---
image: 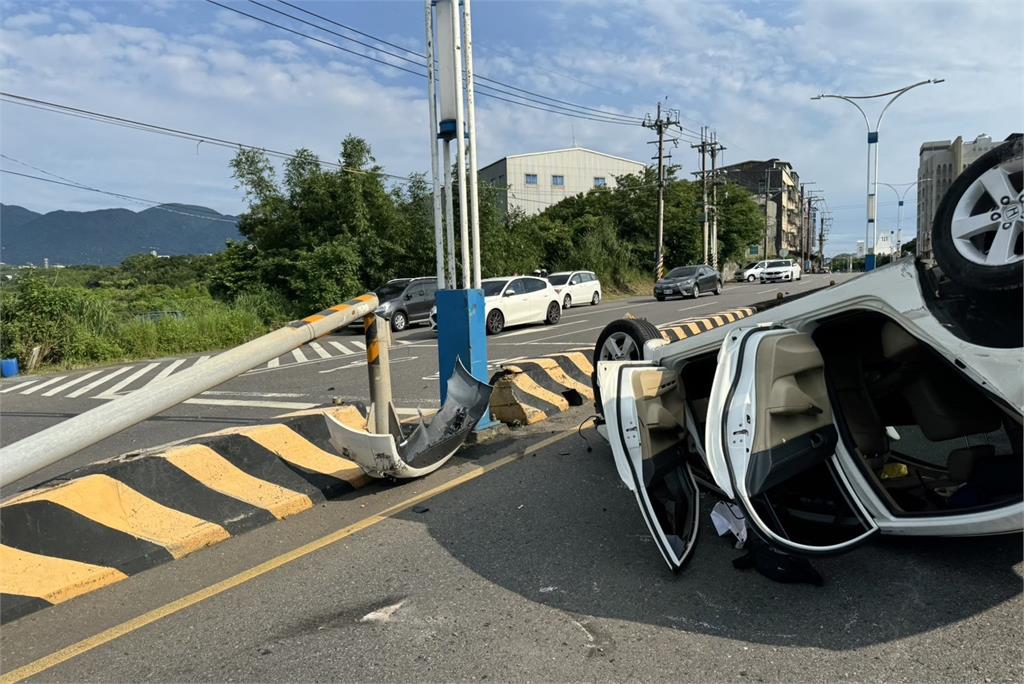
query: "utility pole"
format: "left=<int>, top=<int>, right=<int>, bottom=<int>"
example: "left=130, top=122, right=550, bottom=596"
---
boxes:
left=759, top=162, right=780, bottom=258
left=643, top=102, right=680, bottom=279
left=694, top=128, right=710, bottom=264
left=709, top=131, right=725, bottom=271
left=691, top=129, right=726, bottom=267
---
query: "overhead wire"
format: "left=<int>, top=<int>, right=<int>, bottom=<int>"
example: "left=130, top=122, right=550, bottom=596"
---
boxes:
left=0, top=92, right=422, bottom=184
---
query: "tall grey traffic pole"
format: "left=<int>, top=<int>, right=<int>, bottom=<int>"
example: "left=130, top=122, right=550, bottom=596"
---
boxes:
left=449, top=0, right=471, bottom=288
left=443, top=138, right=457, bottom=286
left=425, top=0, right=445, bottom=289
left=463, top=0, right=482, bottom=288
left=812, top=79, right=943, bottom=272
left=881, top=179, right=931, bottom=256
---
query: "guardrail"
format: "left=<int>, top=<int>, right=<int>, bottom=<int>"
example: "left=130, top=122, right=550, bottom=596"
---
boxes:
left=0, top=294, right=380, bottom=488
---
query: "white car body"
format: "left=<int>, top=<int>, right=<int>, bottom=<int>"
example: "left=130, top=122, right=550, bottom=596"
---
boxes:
left=759, top=259, right=801, bottom=283
left=547, top=270, right=603, bottom=308
left=737, top=261, right=767, bottom=282
left=483, top=276, right=561, bottom=330
left=596, top=258, right=1022, bottom=569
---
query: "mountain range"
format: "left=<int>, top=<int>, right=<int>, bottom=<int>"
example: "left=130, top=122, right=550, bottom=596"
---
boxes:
left=0, top=203, right=241, bottom=266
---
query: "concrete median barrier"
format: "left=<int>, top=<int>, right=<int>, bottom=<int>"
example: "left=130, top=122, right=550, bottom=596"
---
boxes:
left=0, top=405, right=373, bottom=624
left=488, top=307, right=756, bottom=426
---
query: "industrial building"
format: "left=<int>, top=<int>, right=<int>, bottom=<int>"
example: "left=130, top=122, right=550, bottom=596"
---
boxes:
left=478, top=147, right=646, bottom=216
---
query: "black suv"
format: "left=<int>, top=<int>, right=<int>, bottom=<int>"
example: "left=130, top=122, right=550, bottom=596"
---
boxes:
left=375, top=277, right=438, bottom=331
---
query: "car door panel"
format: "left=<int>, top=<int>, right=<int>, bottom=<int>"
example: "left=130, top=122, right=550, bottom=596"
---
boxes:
left=598, top=361, right=700, bottom=571
left=706, top=327, right=878, bottom=555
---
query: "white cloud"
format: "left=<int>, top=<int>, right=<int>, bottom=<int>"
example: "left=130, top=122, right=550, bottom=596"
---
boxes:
left=3, top=11, right=52, bottom=30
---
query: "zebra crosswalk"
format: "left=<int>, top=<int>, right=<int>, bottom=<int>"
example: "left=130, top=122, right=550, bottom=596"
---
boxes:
left=0, top=336, right=413, bottom=403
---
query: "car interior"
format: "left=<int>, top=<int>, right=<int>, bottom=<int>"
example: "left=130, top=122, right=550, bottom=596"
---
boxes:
left=622, top=310, right=1022, bottom=550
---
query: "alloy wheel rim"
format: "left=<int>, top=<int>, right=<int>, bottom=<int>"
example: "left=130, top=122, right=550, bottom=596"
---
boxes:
left=599, top=332, right=638, bottom=361
left=950, top=156, right=1024, bottom=267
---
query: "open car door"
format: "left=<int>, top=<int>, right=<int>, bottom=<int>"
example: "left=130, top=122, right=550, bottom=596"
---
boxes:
left=705, top=327, right=878, bottom=555
left=598, top=361, right=700, bottom=571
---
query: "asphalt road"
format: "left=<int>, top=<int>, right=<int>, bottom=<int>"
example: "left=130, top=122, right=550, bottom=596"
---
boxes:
left=0, top=275, right=840, bottom=493
left=2, top=409, right=1021, bottom=682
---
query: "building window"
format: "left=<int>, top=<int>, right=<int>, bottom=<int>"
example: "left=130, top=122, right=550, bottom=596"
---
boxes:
left=593, top=177, right=606, bottom=188
left=525, top=173, right=538, bottom=185
left=551, top=175, right=565, bottom=188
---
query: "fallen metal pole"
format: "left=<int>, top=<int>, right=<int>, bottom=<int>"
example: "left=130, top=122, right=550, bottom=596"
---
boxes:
left=364, top=314, right=393, bottom=435
left=0, top=294, right=379, bottom=488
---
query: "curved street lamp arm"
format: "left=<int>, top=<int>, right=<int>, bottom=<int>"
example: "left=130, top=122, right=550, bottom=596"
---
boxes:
left=876, top=80, right=941, bottom=129
left=838, top=79, right=936, bottom=100
left=812, top=94, right=870, bottom=131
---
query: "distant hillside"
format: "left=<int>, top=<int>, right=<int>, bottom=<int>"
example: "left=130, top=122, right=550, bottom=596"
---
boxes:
left=0, top=203, right=241, bottom=266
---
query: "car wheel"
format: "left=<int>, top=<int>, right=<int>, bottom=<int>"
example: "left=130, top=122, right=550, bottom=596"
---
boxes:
left=390, top=310, right=408, bottom=332
left=932, top=135, right=1023, bottom=291
left=691, top=284, right=700, bottom=299
left=545, top=301, right=561, bottom=325
left=714, top=280, right=722, bottom=295
left=655, top=294, right=666, bottom=301
left=563, top=294, right=572, bottom=309
left=486, top=309, right=504, bottom=335
left=592, top=318, right=663, bottom=417
left=591, top=291, right=601, bottom=305
left=747, top=274, right=756, bottom=282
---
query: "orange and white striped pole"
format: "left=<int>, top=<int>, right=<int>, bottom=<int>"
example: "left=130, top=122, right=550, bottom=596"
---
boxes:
left=363, top=314, right=393, bottom=435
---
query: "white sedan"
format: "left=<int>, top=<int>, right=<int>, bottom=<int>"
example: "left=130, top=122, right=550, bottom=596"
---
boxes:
left=593, top=135, right=1023, bottom=571
left=547, top=270, right=603, bottom=309
left=482, top=276, right=562, bottom=334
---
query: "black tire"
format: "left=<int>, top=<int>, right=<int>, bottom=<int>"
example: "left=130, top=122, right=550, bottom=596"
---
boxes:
left=691, top=284, right=700, bottom=299
left=932, top=135, right=1023, bottom=292
left=655, top=294, right=666, bottom=301
left=591, top=291, right=601, bottom=305
left=390, top=310, right=408, bottom=332
left=563, top=294, right=572, bottom=309
left=545, top=301, right=561, bottom=325
left=592, top=318, right=663, bottom=417
left=714, top=279, right=723, bottom=295
left=747, top=274, right=756, bottom=282
left=486, top=309, right=504, bottom=335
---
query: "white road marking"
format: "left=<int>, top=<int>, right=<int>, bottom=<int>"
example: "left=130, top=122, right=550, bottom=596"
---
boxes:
left=676, top=302, right=712, bottom=313
left=151, top=358, right=187, bottom=383
left=350, top=340, right=366, bottom=350
left=266, top=357, right=280, bottom=369
left=194, top=355, right=212, bottom=365
left=309, top=342, right=332, bottom=359
left=93, top=363, right=161, bottom=398
left=41, top=371, right=103, bottom=397
left=328, top=341, right=354, bottom=355
left=755, top=288, right=776, bottom=294
left=317, top=356, right=418, bottom=374
left=521, top=324, right=607, bottom=343
left=19, top=375, right=68, bottom=395
left=202, top=390, right=308, bottom=398
left=67, top=366, right=135, bottom=398
left=291, top=348, right=308, bottom=363
left=1, top=380, right=38, bottom=394
left=183, top=398, right=318, bottom=410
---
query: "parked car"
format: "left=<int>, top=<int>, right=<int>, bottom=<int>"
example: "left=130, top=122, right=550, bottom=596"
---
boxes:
left=759, top=258, right=801, bottom=283
left=654, top=265, right=722, bottom=300
left=547, top=270, right=603, bottom=309
left=590, top=137, right=1023, bottom=571
left=374, top=277, right=437, bottom=331
left=736, top=261, right=767, bottom=282
left=482, top=276, right=562, bottom=334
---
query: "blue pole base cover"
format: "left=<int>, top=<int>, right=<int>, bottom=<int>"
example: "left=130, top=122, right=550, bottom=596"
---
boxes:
left=436, top=289, right=493, bottom=430
left=864, top=254, right=876, bottom=272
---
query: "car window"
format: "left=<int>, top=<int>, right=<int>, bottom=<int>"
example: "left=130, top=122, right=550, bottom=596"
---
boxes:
left=483, top=280, right=509, bottom=297
left=587, top=272, right=598, bottom=282
left=504, top=279, right=526, bottom=295
left=523, top=278, right=547, bottom=293
left=376, top=280, right=410, bottom=301
left=569, top=274, right=581, bottom=285
left=667, top=266, right=698, bottom=278
left=547, top=274, right=570, bottom=286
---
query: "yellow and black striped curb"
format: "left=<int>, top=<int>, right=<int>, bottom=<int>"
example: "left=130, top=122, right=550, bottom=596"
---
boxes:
left=0, top=405, right=374, bottom=624
left=488, top=307, right=756, bottom=425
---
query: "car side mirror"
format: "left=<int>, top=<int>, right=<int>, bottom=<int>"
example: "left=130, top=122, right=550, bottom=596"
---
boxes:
left=504, top=290, right=516, bottom=297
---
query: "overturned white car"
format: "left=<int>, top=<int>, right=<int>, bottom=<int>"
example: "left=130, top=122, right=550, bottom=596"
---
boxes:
left=594, top=135, right=1023, bottom=570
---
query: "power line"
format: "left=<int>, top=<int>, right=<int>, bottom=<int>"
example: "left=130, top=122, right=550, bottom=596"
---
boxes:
left=0, top=92, right=420, bottom=184
left=272, top=0, right=645, bottom=123
left=207, top=1, right=640, bottom=127
left=1, top=168, right=240, bottom=223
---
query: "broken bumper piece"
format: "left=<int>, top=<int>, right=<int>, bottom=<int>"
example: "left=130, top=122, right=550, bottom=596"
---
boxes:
left=325, top=359, right=493, bottom=479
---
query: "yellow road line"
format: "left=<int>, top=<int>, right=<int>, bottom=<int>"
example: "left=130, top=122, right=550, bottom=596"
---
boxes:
left=164, top=445, right=314, bottom=520
left=0, top=426, right=583, bottom=684
left=0, top=546, right=128, bottom=606
left=4, top=474, right=229, bottom=559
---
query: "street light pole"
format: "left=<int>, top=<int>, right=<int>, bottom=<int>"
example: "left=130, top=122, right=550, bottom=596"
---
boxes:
left=879, top=179, right=932, bottom=255
left=812, top=79, right=943, bottom=271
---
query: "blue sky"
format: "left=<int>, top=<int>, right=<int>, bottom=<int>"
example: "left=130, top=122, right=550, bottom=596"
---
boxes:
left=1, top=0, right=1021, bottom=255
